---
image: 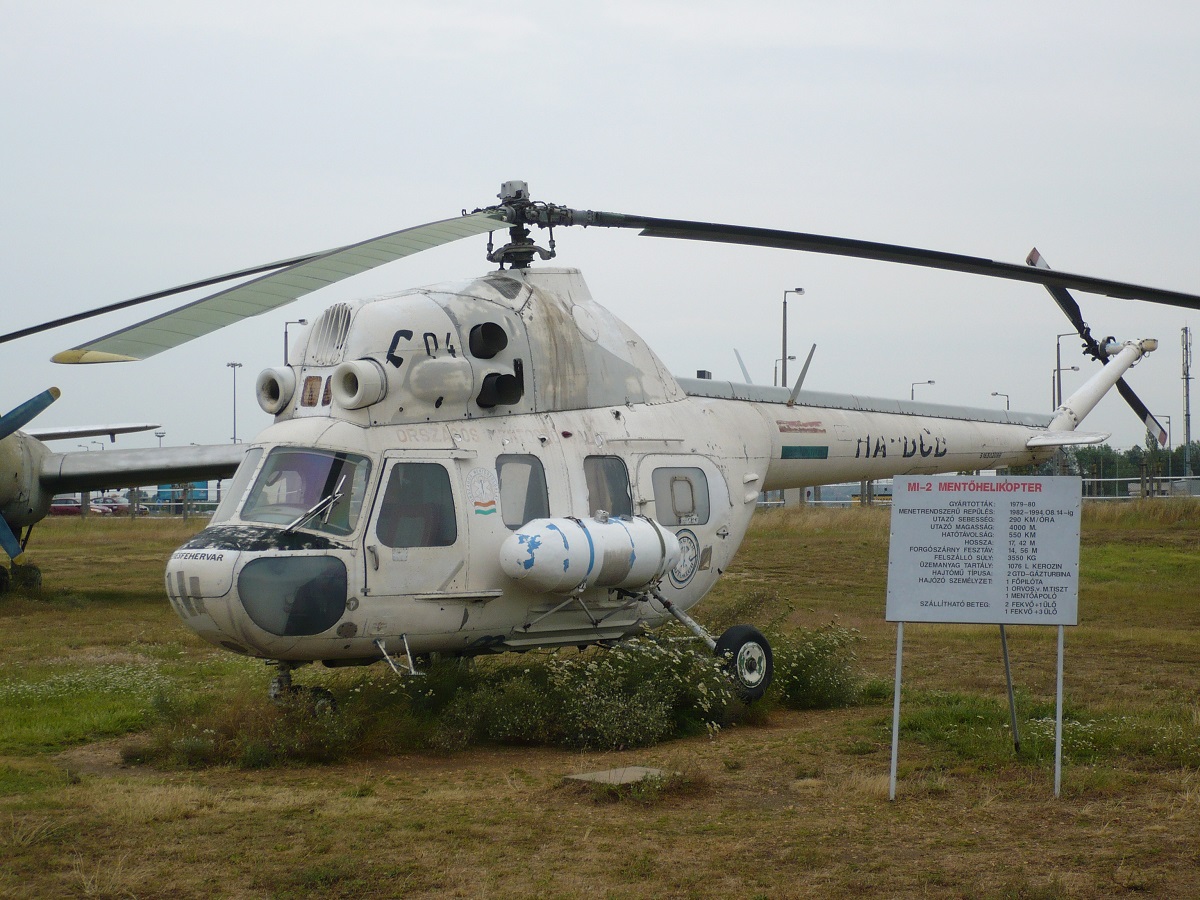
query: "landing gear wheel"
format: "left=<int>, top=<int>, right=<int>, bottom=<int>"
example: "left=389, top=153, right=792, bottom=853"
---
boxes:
left=307, top=686, right=337, bottom=715
left=715, top=625, right=773, bottom=701
left=268, top=665, right=337, bottom=714
left=11, top=564, right=41, bottom=592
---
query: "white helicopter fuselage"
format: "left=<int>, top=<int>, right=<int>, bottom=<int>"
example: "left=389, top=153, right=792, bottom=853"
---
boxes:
left=162, top=268, right=1099, bottom=665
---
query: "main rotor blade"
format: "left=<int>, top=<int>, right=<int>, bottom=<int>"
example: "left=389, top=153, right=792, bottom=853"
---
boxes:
left=53, top=210, right=509, bottom=364
left=0, top=253, right=322, bottom=346
left=582, top=212, right=1200, bottom=310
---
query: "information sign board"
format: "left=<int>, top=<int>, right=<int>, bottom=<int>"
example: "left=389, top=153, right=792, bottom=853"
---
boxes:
left=886, top=476, right=1080, bottom=625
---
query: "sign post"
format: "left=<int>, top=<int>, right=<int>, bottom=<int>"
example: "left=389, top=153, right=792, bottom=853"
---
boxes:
left=885, top=476, right=1081, bottom=798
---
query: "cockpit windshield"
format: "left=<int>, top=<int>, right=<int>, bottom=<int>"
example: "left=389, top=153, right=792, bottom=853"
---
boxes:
left=239, top=448, right=372, bottom=536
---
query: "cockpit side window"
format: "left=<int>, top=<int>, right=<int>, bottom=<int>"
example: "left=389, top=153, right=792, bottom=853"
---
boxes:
left=211, top=447, right=264, bottom=525
left=375, top=463, right=458, bottom=548
left=584, top=455, right=632, bottom=517
left=240, top=448, right=371, bottom=536
left=496, top=454, right=549, bottom=529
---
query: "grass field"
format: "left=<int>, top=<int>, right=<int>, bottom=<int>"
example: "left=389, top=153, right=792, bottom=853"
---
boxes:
left=1, top=504, right=1198, bottom=898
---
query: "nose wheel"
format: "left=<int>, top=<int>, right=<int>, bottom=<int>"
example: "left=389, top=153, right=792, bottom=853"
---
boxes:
left=268, top=661, right=337, bottom=713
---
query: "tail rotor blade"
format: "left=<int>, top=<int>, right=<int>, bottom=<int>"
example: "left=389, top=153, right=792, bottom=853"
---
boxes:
left=1029, top=249, right=1167, bottom=445
left=1116, top=378, right=1168, bottom=447
left=1028, top=248, right=1106, bottom=360
left=0, top=387, right=60, bottom=441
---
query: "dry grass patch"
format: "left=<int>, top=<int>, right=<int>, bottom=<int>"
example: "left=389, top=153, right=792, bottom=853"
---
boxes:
left=1, top=502, right=1199, bottom=898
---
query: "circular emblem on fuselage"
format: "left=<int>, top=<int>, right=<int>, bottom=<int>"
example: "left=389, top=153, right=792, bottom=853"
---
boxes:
left=669, top=528, right=700, bottom=589
left=466, top=467, right=500, bottom=518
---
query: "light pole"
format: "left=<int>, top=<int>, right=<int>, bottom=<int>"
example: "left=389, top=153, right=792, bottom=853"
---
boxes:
left=284, top=319, right=308, bottom=366
left=90, top=440, right=104, bottom=451
left=991, top=391, right=1010, bottom=411
left=774, top=355, right=796, bottom=387
left=1052, top=365, right=1080, bottom=409
left=1055, top=333, right=1078, bottom=407
left=911, top=380, right=934, bottom=401
left=227, top=362, right=242, bottom=443
left=154, top=430, right=166, bottom=448
left=781, top=288, right=804, bottom=386
left=1160, top=414, right=1172, bottom=481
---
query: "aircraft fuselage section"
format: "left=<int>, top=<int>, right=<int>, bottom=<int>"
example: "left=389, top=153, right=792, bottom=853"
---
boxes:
left=166, top=396, right=771, bottom=662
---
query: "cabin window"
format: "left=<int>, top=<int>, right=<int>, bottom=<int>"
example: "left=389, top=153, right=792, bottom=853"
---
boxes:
left=650, top=467, right=710, bottom=526
left=496, top=454, right=549, bottom=529
left=375, top=463, right=458, bottom=548
left=240, top=447, right=371, bottom=535
left=584, top=456, right=632, bottom=517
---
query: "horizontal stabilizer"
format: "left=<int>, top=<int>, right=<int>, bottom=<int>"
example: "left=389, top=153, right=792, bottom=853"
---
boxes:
left=1026, top=431, right=1108, bottom=449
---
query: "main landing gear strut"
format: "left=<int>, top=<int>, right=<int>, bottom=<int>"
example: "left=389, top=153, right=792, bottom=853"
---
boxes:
left=268, top=661, right=337, bottom=713
left=652, top=591, right=774, bottom=701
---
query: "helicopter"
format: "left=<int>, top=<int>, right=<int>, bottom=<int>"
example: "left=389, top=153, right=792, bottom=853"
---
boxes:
left=11, top=180, right=1200, bottom=701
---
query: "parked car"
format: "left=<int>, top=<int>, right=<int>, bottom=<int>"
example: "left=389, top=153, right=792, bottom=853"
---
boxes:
left=94, top=495, right=150, bottom=516
left=49, top=497, right=82, bottom=516
left=48, top=497, right=112, bottom=516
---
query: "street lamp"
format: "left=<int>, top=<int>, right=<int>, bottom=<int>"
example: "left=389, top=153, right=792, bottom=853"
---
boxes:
left=911, top=380, right=934, bottom=401
left=1052, top=365, right=1080, bottom=409
left=774, top=355, right=796, bottom=387
left=1055, top=333, right=1078, bottom=407
left=154, top=430, right=166, bottom=448
left=781, top=288, right=804, bottom=386
left=1160, top=414, right=1173, bottom=481
left=90, top=440, right=104, bottom=451
left=991, top=391, right=1010, bottom=411
left=284, top=319, right=308, bottom=366
left=227, top=362, right=243, bottom=443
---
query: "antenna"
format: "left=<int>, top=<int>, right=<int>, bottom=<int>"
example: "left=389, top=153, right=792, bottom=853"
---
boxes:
left=733, top=349, right=753, bottom=384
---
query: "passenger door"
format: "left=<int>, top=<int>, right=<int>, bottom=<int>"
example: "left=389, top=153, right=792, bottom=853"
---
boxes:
left=362, top=455, right=468, bottom=598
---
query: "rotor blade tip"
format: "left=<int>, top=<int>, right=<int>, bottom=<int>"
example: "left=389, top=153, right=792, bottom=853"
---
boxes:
left=51, top=349, right=139, bottom=364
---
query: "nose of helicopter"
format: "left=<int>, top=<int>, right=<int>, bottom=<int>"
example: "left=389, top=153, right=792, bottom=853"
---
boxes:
left=165, top=535, right=349, bottom=656
left=165, top=545, right=245, bottom=651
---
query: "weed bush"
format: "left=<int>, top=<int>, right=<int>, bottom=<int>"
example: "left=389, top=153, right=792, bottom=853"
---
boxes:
left=126, top=620, right=867, bottom=767
left=769, top=623, right=862, bottom=709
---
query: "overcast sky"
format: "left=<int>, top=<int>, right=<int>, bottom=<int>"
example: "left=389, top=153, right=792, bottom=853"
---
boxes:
left=3, top=2, right=1198, bottom=457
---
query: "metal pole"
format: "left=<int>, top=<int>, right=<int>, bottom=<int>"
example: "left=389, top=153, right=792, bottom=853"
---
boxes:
left=1056, top=339, right=1063, bottom=408
left=1054, top=624, right=1065, bottom=798
left=781, top=288, right=803, bottom=386
left=1000, top=625, right=1021, bottom=754
left=781, top=292, right=788, bottom=388
left=227, top=362, right=242, bottom=443
left=889, top=621, right=904, bottom=801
